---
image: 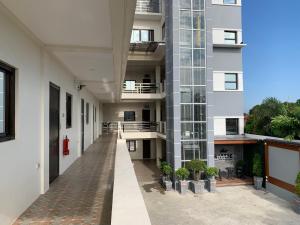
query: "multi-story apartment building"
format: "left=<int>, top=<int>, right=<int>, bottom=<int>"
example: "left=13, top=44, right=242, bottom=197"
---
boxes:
left=103, top=0, right=246, bottom=172
left=0, top=0, right=248, bottom=224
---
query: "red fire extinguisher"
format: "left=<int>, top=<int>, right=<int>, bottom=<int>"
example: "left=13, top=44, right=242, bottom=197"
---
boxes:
left=63, top=136, right=70, bottom=156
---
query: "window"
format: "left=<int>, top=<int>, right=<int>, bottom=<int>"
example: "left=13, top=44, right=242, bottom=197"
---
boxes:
left=130, top=29, right=154, bottom=43
left=124, top=111, right=135, bottom=121
left=224, top=31, right=237, bottom=44
left=86, top=103, right=89, bottom=124
left=225, top=73, right=238, bottom=90
left=66, top=93, right=72, bottom=128
left=224, top=0, right=237, bottom=4
left=0, top=62, right=15, bottom=142
left=127, top=140, right=136, bottom=152
left=124, top=80, right=136, bottom=91
left=226, top=118, right=239, bottom=135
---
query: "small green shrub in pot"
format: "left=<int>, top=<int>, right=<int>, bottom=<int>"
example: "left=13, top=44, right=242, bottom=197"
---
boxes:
left=186, top=160, right=207, bottom=181
left=205, top=167, right=218, bottom=179
left=162, top=164, right=172, bottom=180
left=175, top=168, right=190, bottom=181
left=252, top=153, right=263, bottom=190
left=293, top=172, right=300, bottom=214
left=175, top=168, right=190, bottom=194
left=186, top=160, right=207, bottom=194
left=205, top=167, right=218, bottom=192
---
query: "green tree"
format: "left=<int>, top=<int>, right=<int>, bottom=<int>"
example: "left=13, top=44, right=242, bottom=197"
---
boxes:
left=271, top=115, right=300, bottom=141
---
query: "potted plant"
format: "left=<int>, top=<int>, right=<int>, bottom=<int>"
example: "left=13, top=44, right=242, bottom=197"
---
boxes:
left=160, top=161, right=168, bottom=184
left=175, top=167, right=190, bottom=194
left=293, top=172, right=300, bottom=214
left=236, top=160, right=245, bottom=178
left=162, top=163, right=173, bottom=191
left=186, top=160, right=207, bottom=194
left=252, top=153, right=263, bottom=190
left=205, top=167, right=218, bottom=192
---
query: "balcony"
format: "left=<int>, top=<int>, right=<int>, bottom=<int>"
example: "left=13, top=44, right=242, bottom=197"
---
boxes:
left=103, top=121, right=166, bottom=140
left=135, top=0, right=161, bottom=14
left=121, top=82, right=166, bottom=100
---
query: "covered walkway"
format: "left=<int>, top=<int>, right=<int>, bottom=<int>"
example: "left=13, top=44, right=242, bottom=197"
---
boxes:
left=14, top=134, right=117, bottom=225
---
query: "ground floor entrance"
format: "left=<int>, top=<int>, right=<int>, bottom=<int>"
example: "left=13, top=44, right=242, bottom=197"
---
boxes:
left=14, top=134, right=117, bottom=225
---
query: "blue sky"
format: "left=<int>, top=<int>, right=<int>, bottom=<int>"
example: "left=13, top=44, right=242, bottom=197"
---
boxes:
left=242, top=0, right=300, bottom=112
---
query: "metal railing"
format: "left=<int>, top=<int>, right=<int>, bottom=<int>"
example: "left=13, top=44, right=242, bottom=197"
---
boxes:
left=103, top=121, right=158, bottom=133
left=123, top=83, right=162, bottom=94
left=136, top=0, right=161, bottom=14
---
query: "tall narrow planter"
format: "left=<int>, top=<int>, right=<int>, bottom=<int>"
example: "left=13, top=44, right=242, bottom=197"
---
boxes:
left=164, top=180, right=172, bottom=191
left=191, top=180, right=205, bottom=194
left=178, top=180, right=189, bottom=194
left=253, top=176, right=263, bottom=190
left=208, top=178, right=216, bottom=192
left=293, top=196, right=300, bottom=214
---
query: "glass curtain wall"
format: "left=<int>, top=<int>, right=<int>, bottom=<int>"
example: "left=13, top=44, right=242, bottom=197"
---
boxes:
left=179, top=0, right=207, bottom=166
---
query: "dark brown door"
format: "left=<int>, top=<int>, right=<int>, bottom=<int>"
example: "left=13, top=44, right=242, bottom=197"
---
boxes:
left=143, top=140, right=151, bottom=159
left=142, top=109, right=150, bottom=130
left=49, top=83, right=60, bottom=184
left=81, top=99, right=85, bottom=154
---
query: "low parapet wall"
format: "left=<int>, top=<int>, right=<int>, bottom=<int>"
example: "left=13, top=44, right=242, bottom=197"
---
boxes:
left=111, top=139, right=152, bottom=225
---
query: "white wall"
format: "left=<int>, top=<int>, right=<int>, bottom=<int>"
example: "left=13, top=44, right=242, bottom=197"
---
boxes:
left=213, top=71, right=243, bottom=91
left=0, top=7, right=102, bottom=225
left=133, top=19, right=163, bottom=42
left=212, top=0, right=242, bottom=6
left=213, top=28, right=243, bottom=45
left=103, top=103, right=156, bottom=122
left=214, top=116, right=244, bottom=136
left=129, top=139, right=156, bottom=160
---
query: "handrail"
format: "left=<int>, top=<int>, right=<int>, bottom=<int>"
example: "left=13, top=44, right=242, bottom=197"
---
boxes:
left=136, top=0, right=161, bottom=13
left=122, top=82, right=160, bottom=94
left=103, top=121, right=158, bottom=133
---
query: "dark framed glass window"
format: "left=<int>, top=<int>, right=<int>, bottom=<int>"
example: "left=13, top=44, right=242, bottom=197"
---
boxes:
left=224, top=0, right=237, bottom=4
left=226, top=118, right=239, bottom=135
left=66, top=93, right=72, bottom=129
left=225, top=73, right=238, bottom=90
left=131, top=29, right=154, bottom=42
left=0, top=62, right=15, bottom=142
left=124, top=111, right=135, bottom=121
left=126, top=140, right=136, bottom=152
left=86, top=103, right=89, bottom=124
left=224, top=31, right=237, bottom=44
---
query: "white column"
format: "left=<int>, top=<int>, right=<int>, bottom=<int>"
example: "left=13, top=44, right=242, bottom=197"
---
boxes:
left=155, top=65, right=161, bottom=93
left=156, top=100, right=161, bottom=123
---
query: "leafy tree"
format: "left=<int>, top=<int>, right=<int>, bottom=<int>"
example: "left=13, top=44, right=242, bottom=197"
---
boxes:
left=271, top=115, right=300, bottom=141
left=246, top=98, right=285, bottom=136
left=186, top=160, right=207, bottom=181
left=252, top=153, right=263, bottom=177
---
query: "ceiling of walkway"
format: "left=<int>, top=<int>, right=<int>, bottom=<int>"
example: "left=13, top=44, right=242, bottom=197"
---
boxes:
left=0, top=0, right=136, bottom=102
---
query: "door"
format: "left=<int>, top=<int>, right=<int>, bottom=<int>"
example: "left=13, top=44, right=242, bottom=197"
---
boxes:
left=143, top=78, right=151, bottom=93
left=49, top=83, right=60, bottom=184
left=142, top=109, right=150, bottom=130
left=143, top=140, right=151, bottom=159
left=81, top=99, right=85, bottom=154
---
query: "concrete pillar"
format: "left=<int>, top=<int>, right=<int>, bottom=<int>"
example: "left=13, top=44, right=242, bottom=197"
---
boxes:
left=156, top=138, right=162, bottom=167
left=155, top=65, right=161, bottom=93
left=156, top=101, right=161, bottom=122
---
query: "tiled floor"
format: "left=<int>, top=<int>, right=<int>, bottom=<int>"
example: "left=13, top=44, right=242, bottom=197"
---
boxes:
left=14, top=134, right=117, bottom=225
left=134, top=160, right=300, bottom=225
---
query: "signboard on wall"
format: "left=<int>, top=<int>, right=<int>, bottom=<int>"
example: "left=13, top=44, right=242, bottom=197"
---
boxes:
left=215, top=148, right=234, bottom=161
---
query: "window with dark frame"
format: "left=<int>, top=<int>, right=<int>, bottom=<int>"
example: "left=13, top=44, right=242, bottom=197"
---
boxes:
left=66, top=93, right=72, bottom=129
left=130, top=29, right=154, bottom=43
left=86, top=103, right=89, bottom=124
left=226, top=118, right=239, bottom=135
left=126, top=140, right=136, bottom=152
left=225, top=73, right=238, bottom=90
left=0, top=62, right=15, bottom=142
left=224, top=31, right=237, bottom=44
left=124, top=111, right=135, bottom=121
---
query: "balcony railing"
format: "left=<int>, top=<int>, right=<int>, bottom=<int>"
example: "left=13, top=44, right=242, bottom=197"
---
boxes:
left=103, top=121, right=158, bottom=133
left=123, top=82, right=162, bottom=94
left=136, top=0, right=161, bottom=14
